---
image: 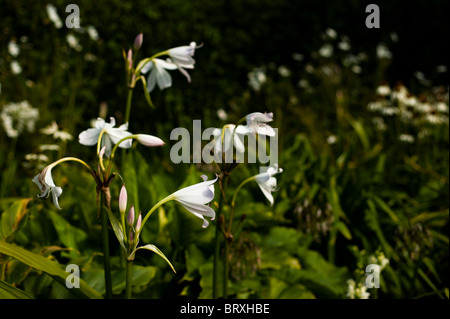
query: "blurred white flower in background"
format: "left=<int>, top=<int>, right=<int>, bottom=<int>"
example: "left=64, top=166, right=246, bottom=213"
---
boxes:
left=376, top=43, right=392, bottom=59
left=86, top=26, right=99, bottom=41
left=325, top=28, right=337, bottom=39
left=248, top=67, right=267, bottom=91
left=399, top=134, right=415, bottom=143
left=1, top=101, right=39, bottom=138
left=66, top=34, right=82, bottom=52
left=217, top=108, right=228, bottom=121
left=40, top=121, right=73, bottom=141
left=318, top=44, right=333, bottom=58
left=8, top=40, right=20, bottom=57
left=10, top=61, right=22, bottom=75
left=277, top=66, right=291, bottom=77
left=46, top=4, right=63, bottom=29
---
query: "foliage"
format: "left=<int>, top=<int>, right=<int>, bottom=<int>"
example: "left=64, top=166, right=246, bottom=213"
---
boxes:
left=0, top=0, right=448, bottom=299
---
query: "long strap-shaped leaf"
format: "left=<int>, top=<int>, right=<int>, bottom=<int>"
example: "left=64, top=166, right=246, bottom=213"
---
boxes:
left=0, top=279, right=34, bottom=299
left=0, top=241, right=103, bottom=299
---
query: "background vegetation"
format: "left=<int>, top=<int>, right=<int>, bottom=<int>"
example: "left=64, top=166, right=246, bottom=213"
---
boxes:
left=0, top=0, right=448, bottom=299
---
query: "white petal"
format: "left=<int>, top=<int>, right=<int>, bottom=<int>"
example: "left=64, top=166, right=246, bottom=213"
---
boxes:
left=177, top=200, right=216, bottom=219
left=106, top=129, right=132, bottom=150
left=155, top=64, right=173, bottom=90
left=255, top=124, right=276, bottom=136
left=140, top=61, right=153, bottom=74
left=154, top=58, right=178, bottom=70
left=79, top=128, right=101, bottom=146
left=94, top=117, right=106, bottom=129
left=257, top=179, right=275, bottom=206
left=51, top=186, right=63, bottom=210
left=147, top=69, right=156, bottom=93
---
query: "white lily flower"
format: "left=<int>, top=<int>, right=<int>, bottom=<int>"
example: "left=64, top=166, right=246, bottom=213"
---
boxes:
left=212, top=125, right=246, bottom=163
left=170, top=175, right=218, bottom=228
left=32, top=164, right=63, bottom=210
left=167, top=42, right=200, bottom=82
left=78, top=117, right=132, bottom=157
left=241, top=112, right=276, bottom=136
left=254, top=164, right=283, bottom=206
left=141, top=58, right=178, bottom=93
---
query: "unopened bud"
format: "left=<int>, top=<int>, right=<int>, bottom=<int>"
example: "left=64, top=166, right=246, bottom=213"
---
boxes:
left=133, top=33, right=143, bottom=50
left=136, top=212, right=142, bottom=232
left=127, top=48, right=132, bottom=70
left=119, top=184, right=127, bottom=214
left=136, top=134, right=165, bottom=147
left=127, top=205, right=135, bottom=226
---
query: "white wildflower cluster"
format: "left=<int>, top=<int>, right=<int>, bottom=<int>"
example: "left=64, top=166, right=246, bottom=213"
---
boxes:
left=368, top=83, right=449, bottom=139
left=1, top=101, right=39, bottom=138
left=368, top=250, right=390, bottom=271
left=346, top=279, right=370, bottom=299
left=346, top=247, right=390, bottom=299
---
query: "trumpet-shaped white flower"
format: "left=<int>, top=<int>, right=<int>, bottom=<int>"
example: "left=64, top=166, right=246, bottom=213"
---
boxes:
left=240, top=112, right=276, bottom=136
left=167, top=42, right=200, bottom=82
left=141, top=42, right=200, bottom=92
left=254, top=164, right=283, bottom=206
left=32, top=164, right=63, bottom=210
left=141, top=59, right=178, bottom=93
left=212, top=125, right=246, bottom=163
left=169, top=175, right=218, bottom=228
left=78, top=117, right=132, bottom=157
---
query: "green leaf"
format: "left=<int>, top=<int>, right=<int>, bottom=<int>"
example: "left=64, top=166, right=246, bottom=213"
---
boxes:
left=1, top=198, right=31, bottom=240
left=336, top=221, right=352, bottom=240
left=104, top=206, right=126, bottom=251
left=134, top=244, right=176, bottom=273
left=0, top=241, right=102, bottom=299
left=0, top=279, right=34, bottom=299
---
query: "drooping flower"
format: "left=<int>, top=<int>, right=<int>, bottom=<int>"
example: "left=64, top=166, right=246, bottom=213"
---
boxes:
left=141, top=59, right=178, bottom=93
left=32, top=164, right=63, bottom=210
left=169, top=175, right=217, bottom=228
left=78, top=117, right=132, bottom=157
left=254, top=164, right=283, bottom=206
left=241, top=112, right=276, bottom=137
left=167, top=42, right=200, bottom=82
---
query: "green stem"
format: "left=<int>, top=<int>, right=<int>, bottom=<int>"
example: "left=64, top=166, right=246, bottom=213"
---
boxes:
left=213, top=174, right=227, bottom=299
left=124, top=88, right=133, bottom=125
left=100, top=191, right=113, bottom=299
left=125, top=260, right=133, bottom=299
left=223, top=236, right=230, bottom=299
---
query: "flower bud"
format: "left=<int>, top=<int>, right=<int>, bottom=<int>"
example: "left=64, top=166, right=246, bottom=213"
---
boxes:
left=127, top=48, right=133, bottom=70
left=136, top=134, right=165, bottom=147
left=136, top=212, right=142, bottom=232
left=127, top=205, right=135, bottom=226
left=133, top=33, right=143, bottom=50
left=119, top=184, right=127, bottom=214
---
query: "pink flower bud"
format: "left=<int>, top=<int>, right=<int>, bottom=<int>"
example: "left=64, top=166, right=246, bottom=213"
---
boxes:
left=136, top=212, right=142, bottom=232
left=136, top=134, right=165, bottom=147
left=129, top=230, right=134, bottom=242
left=133, top=33, right=143, bottom=50
left=119, top=184, right=127, bottom=214
left=127, top=48, right=133, bottom=70
left=127, top=205, right=135, bottom=226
